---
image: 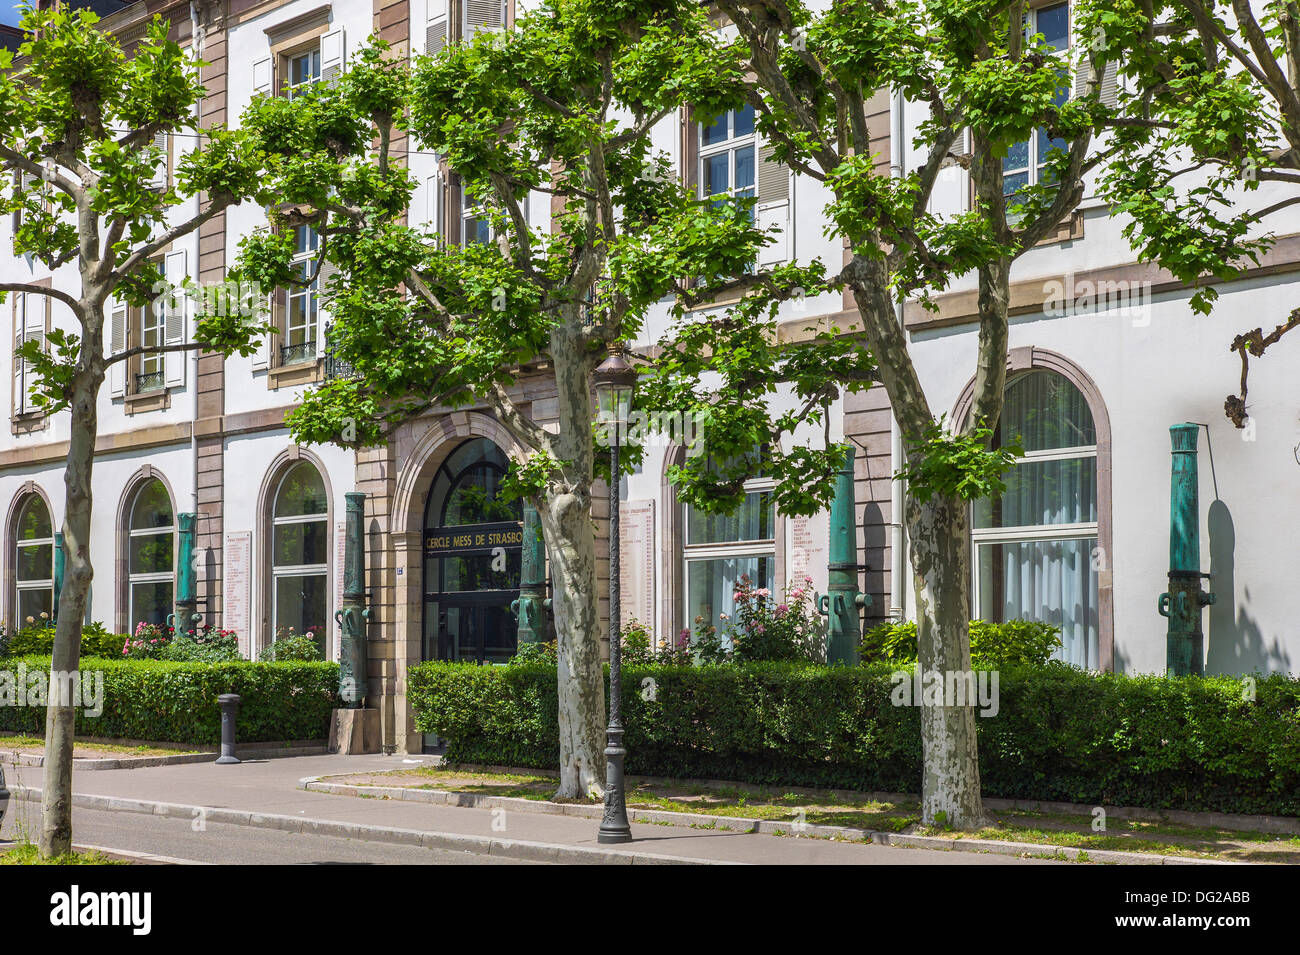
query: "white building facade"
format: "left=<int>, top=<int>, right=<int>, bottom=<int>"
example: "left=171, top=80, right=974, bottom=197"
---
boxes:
left=2, top=0, right=1296, bottom=754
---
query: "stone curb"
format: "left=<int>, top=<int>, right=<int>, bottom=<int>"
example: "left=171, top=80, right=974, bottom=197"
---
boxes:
left=11, top=786, right=729, bottom=866
left=299, top=778, right=1238, bottom=866
left=2, top=744, right=329, bottom=770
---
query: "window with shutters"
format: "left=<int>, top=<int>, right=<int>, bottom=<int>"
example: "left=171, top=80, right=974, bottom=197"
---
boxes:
left=287, top=48, right=321, bottom=99
left=135, top=303, right=166, bottom=394
left=461, top=186, right=492, bottom=246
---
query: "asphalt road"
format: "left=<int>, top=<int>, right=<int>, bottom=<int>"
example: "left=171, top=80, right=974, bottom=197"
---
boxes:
left=0, top=803, right=540, bottom=865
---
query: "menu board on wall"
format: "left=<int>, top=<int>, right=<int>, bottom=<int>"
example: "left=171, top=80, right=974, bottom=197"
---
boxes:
left=223, top=531, right=251, bottom=658
left=619, top=500, right=655, bottom=633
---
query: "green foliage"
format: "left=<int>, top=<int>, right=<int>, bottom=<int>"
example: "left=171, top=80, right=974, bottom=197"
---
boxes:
left=1, top=622, right=123, bottom=660
left=894, top=419, right=1022, bottom=504
left=508, top=640, right=559, bottom=666
left=620, top=619, right=654, bottom=666
left=727, top=576, right=825, bottom=665
left=158, top=634, right=242, bottom=663
left=860, top=619, right=1063, bottom=668
left=258, top=636, right=323, bottom=662
left=0, top=656, right=339, bottom=743
left=409, top=660, right=1300, bottom=815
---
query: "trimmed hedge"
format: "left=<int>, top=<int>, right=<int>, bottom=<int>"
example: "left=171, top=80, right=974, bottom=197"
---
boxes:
left=1, top=623, right=124, bottom=660
left=409, top=660, right=1300, bottom=816
left=0, top=656, right=339, bottom=744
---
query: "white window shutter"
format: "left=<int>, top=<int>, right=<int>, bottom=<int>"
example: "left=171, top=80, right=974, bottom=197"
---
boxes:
left=13, top=292, right=26, bottom=414
left=252, top=293, right=271, bottom=370
left=163, top=249, right=188, bottom=387
left=23, top=291, right=45, bottom=413
left=321, top=29, right=346, bottom=84
left=757, top=140, right=790, bottom=265
left=426, top=170, right=445, bottom=238
left=1074, top=53, right=1118, bottom=108
left=464, top=0, right=504, bottom=39
left=149, top=131, right=168, bottom=190
left=108, top=298, right=127, bottom=398
left=252, top=56, right=272, bottom=97
left=427, top=0, right=448, bottom=53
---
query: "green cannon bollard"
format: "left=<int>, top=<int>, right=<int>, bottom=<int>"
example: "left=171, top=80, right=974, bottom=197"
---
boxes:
left=168, top=513, right=201, bottom=635
left=817, top=445, right=871, bottom=664
left=52, top=531, right=64, bottom=624
left=511, top=503, right=546, bottom=644
left=1158, top=424, right=1216, bottom=676
left=336, top=492, right=369, bottom=707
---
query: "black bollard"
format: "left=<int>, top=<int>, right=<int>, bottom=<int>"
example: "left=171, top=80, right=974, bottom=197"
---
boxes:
left=216, top=693, right=241, bottom=764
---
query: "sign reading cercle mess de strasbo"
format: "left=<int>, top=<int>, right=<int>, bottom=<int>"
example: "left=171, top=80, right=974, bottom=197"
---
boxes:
left=424, top=521, right=523, bottom=557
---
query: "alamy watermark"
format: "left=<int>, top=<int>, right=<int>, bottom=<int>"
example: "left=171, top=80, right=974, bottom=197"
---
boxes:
left=889, top=667, right=1000, bottom=717
left=0, top=663, right=104, bottom=717
left=596, top=409, right=708, bottom=456
left=1043, top=272, right=1153, bottom=327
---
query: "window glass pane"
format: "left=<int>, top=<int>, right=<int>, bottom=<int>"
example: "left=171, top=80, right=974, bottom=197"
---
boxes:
left=274, top=572, right=328, bottom=655
left=272, top=519, right=329, bottom=568
left=735, top=144, right=756, bottom=192
left=130, top=480, right=173, bottom=531
left=703, top=152, right=729, bottom=197
left=15, top=496, right=51, bottom=541
left=1036, top=3, right=1070, bottom=50
left=443, top=470, right=519, bottom=525
left=701, top=113, right=728, bottom=147
left=129, top=531, right=174, bottom=575
left=686, top=555, right=775, bottom=637
left=973, top=456, right=1097, bottom=528
left=428, top=552, right=522, bottom=593
left=18, top=587, right=53, bottom=625
left=687, top=490, right=774, bottom=545
left=999, top=370, right=1096, bottom=451
left=131, top=580, right=174, bottom=629
left=16, top=542, right=52, bottom=581
left=275, top=462, right=329, bottom=518
left=978, top=536, right=1098, bottom=668
left=732, top=104, right=755, bottom=138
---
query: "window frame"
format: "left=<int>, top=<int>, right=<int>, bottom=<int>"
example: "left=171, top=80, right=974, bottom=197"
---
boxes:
left=126, top=479, right=176, bottom=631
left=1003, top=0, right=1072, bottom=199
left=680, top=473, right=777, bottom=634
left=697, top=106, right=758, bottom=208
left=968, top=367, right=1101, bottom=666
left=281, top=224, right=320, bottom=367
left=269, top=461, right=330, bottom=654
left=13, top=493, right=54, bottom=627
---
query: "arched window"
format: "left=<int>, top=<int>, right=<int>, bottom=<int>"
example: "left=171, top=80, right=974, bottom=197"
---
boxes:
left=972, top=369, right=1100, bottom=667
left=128, top=479, right=175, bottom=628
left=271, top=461, right=329, bottom=656
left=14, top=494, right=54, bottom=626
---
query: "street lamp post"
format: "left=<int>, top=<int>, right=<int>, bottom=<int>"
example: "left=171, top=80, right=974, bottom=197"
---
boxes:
left=593, top=343, right=636, bottom=845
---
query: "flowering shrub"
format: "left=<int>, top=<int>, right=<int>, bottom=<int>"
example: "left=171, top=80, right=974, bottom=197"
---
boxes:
left=123, top=622, right=242, bottom=661
left=726, top=576, right=826, bottom=664
left=259, top=633, right=324, bottom=662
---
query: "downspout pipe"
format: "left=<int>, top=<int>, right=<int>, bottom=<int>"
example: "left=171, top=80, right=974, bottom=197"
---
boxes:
left=1158, top=424, right=1215, bottom=676
left=888, top=86, right=907, bottom=621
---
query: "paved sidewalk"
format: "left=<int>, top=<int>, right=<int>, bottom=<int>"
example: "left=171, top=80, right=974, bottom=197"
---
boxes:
left=6, top=754, right=1055, bottom=865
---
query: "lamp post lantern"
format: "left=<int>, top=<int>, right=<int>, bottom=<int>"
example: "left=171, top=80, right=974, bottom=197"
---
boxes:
left=593, top=344, right=636, bottom=844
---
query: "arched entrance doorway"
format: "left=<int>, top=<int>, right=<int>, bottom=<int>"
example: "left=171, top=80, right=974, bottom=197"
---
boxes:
left=421, top=438, right=523, bottom=665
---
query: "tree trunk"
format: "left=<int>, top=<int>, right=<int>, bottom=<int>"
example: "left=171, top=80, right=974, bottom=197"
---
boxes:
left=536, top=486, right=606, bottom=799
left=39, top=358, right=102, bottom=858
left=906, top=491, right=985, bottom=830
left=533, top=314, right=606, bottom=800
